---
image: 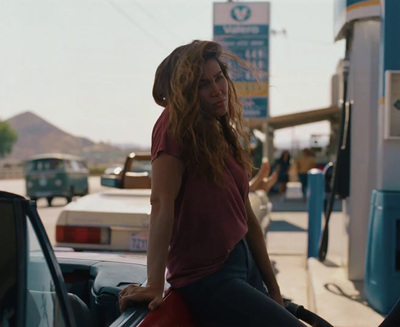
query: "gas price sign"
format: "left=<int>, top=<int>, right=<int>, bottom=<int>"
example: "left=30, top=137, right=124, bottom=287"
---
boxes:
left=213, top=2, right=270, bottom=119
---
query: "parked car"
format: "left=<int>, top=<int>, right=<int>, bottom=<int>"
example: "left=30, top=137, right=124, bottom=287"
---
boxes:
left=55, top=152, right=272, bottom=253
left=55, top=152, right=152, bottom=252
left=25, top=153, right=89, bottom=206
left=55, top=188, right=151, bottom=252
left=100, top=152, right=151, bottom=189
left=3, top=190, right=377, bottom=327
left=103, top=164, right=123, bottom=176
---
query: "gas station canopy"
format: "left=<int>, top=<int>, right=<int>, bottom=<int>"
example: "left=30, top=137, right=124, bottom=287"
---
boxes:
left=248, top=105, right=340, bottom=130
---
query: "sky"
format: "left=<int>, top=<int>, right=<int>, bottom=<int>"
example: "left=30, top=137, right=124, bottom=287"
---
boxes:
left=0, top=0, right=345, bottom=150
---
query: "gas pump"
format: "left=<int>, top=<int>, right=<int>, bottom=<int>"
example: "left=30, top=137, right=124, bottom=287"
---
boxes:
left=318, top=33, right=351, bottom=262
left=363, top=0, right=400, bottom=314
left=331, top=0, right=400, bottom=315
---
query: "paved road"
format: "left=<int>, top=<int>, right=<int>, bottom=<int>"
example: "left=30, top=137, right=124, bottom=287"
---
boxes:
left=0, top=176, right=107, bottom=245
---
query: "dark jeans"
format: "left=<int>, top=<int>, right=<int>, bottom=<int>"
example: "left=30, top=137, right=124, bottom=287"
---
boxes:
left=177, top=239, right=305, bottom=327
left=298, top=173, right=308, bottom=198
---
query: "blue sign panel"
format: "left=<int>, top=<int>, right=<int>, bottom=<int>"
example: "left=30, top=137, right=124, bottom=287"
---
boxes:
left=213, top=2, right=270, bottom=119
left=241, top=97, right=268, bottom=118
left=379, top=0, right=400, bottom=139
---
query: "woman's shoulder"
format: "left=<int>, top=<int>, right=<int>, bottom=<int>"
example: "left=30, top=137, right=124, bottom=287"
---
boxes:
left=152, top=108, right=181, bottom=160
left=152, top=108, right=170, bottom=138
left=155, top=107, right=169, bottom=125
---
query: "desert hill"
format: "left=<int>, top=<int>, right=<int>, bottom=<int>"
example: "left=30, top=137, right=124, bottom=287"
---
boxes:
left=4, top=111, right=142, bottom=167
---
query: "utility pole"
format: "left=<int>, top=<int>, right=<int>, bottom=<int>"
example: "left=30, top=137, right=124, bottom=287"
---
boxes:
left=262, top=28, right=287, bottom=160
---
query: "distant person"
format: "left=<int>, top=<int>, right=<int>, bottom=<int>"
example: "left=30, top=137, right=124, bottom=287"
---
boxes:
left=296, top=148, right=316, bottom=200
left=119, top=40, right=305, bottom=326
left=275, top=150, right=291, bottom=199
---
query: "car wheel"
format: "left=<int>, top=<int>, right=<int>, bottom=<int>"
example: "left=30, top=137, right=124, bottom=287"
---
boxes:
left=66, top=187, right=74, bottom=203
left=46, top=197, right=53, bottom=206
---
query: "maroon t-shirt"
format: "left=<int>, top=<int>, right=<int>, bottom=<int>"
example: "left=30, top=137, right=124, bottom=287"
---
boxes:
left=151, top=108, right=249, bottom=289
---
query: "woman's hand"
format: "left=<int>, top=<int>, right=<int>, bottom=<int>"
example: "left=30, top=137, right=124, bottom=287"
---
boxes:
left=119, top=284, right=164, bottom=312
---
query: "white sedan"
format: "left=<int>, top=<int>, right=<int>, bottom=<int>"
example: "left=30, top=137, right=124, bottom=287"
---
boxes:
left=55, top=188, right=151, bottom=252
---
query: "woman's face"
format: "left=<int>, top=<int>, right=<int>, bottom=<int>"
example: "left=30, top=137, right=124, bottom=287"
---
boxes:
left=198, top=59, right=228, bottom=117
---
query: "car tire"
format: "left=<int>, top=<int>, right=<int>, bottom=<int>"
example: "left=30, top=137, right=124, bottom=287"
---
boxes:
left=66, top=187, right=74, bottom=203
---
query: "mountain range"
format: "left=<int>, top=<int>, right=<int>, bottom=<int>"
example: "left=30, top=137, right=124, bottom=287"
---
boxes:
left=3, top=111, right=147, bottom=167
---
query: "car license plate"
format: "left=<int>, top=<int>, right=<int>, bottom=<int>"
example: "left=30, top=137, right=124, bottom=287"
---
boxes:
left=129, top=234, right=148, bottom=252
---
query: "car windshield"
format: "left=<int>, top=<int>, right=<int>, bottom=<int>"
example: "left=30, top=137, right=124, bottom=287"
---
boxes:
left=26, top=216, right=68, bottom=327
left=129, top=160, right=151, bottom=173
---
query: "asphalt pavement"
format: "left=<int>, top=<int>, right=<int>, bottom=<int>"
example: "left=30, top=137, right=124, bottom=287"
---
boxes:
left=267, top=194, right=385, bottom=327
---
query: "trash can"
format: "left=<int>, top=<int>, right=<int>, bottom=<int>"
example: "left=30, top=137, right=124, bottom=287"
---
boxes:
left=365, top=190, right=400, bottom=315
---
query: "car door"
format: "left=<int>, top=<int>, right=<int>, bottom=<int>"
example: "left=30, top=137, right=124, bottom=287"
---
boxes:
left=0, top=191, right=154, bottom=327
left=0, top=191, right=75, bottom=327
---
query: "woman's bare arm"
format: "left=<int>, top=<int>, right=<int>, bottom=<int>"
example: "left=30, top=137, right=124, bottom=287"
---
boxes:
left=119, top=152, right=183, bottom=312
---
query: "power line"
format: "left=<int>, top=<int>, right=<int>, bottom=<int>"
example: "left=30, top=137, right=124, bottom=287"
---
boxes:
left=104, top=0, right=169, bottom=50
left=270, top=28, right=338, bottom=46
left=128, top=0, right=186, bottom=44
left=130, top=0, right=157, bottom=21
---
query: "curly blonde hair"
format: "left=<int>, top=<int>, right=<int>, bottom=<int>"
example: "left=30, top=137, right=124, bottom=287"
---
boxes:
left=152, top=40, right=253, bottom=185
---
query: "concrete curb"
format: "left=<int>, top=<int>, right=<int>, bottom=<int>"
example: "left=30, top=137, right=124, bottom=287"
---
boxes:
left=307, top=258, right=317, bottom=315
left=307, top=257, right=384, bottom=327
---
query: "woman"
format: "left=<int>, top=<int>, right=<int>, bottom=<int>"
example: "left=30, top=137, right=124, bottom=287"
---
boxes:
left=276, top=150, right=291, bottom=199
left=119, top=40, right=304, bottom=326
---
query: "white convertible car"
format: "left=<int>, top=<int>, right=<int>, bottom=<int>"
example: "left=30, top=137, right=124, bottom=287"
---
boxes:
left=55, top=188, right=151, bottom=252
left=55, top=152, right=272, bottom=252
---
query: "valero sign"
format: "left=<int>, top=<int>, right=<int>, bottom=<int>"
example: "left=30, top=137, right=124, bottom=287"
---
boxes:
left=213, top=2, right=270, bottom=119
